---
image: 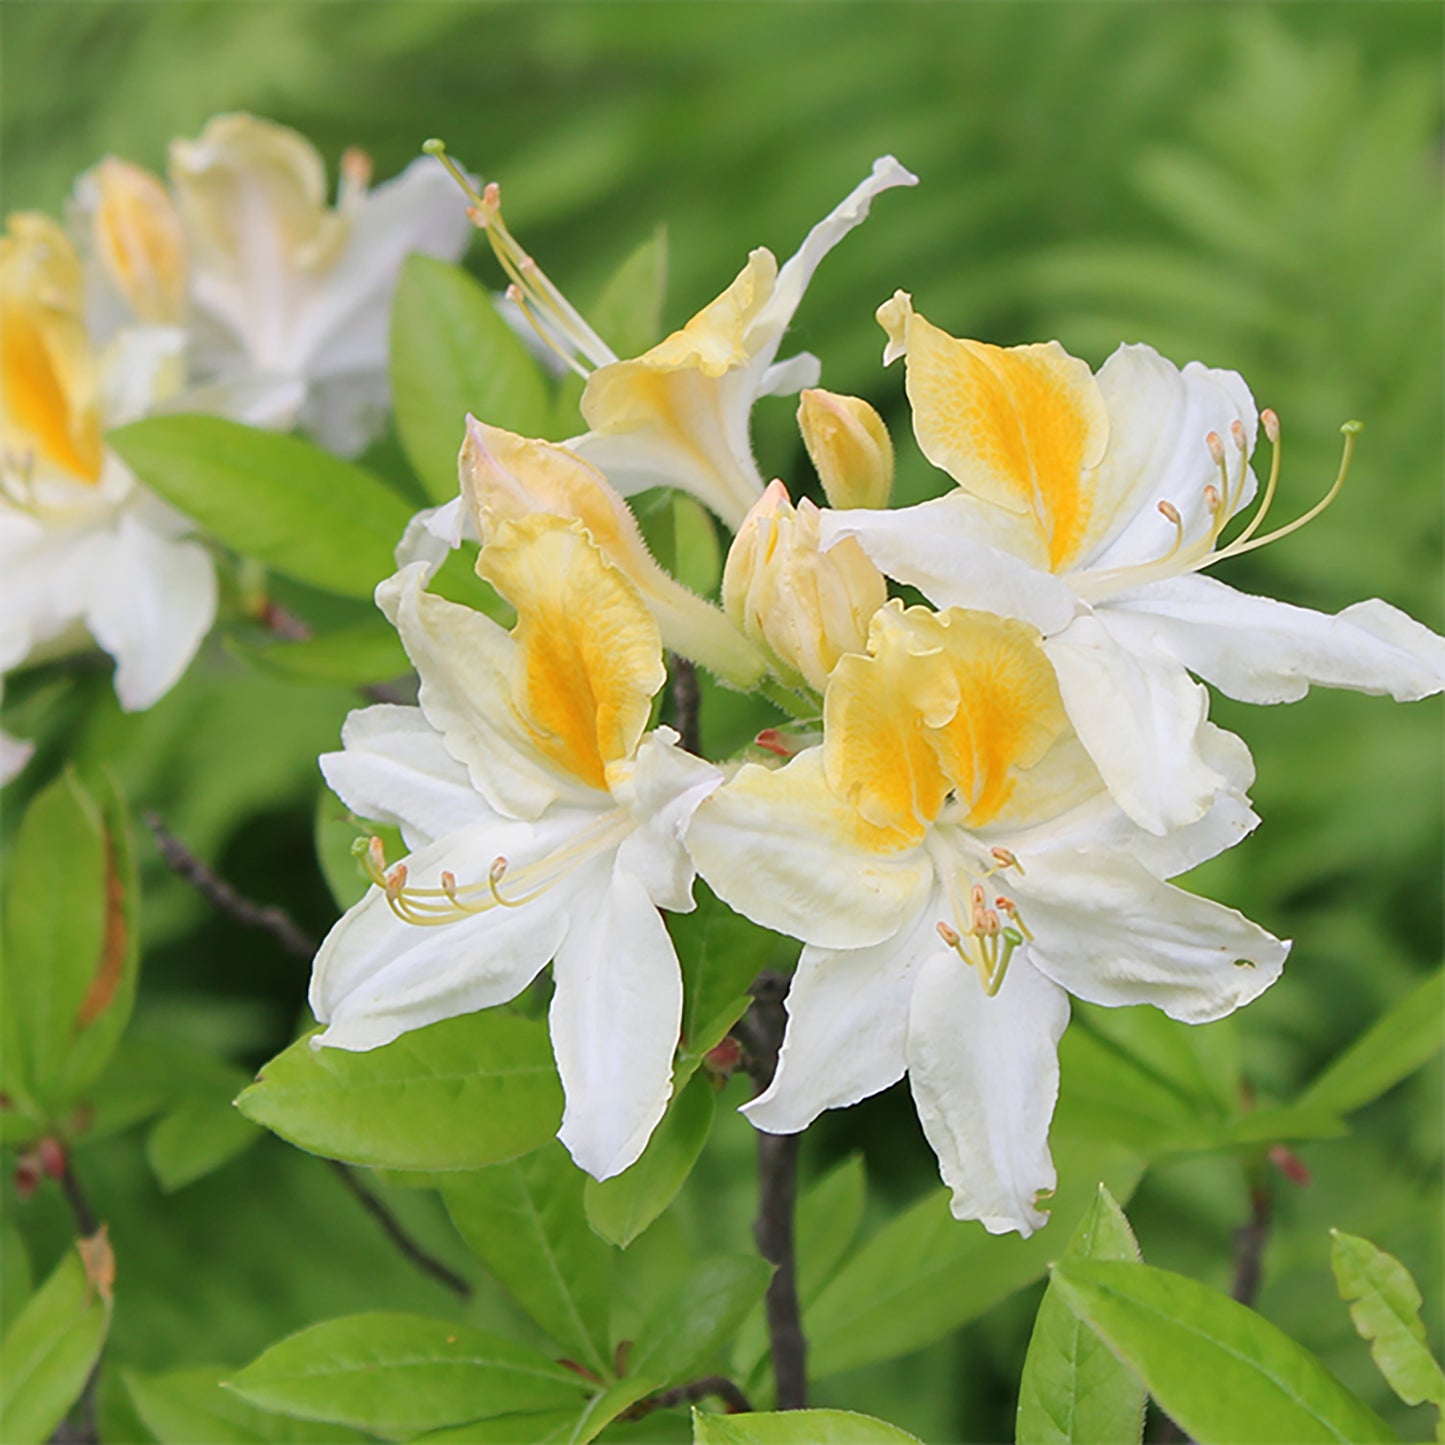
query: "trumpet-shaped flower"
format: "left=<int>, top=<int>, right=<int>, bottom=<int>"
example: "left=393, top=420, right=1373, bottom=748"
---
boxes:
left=310, top=513, right=722, bottom=1179
left=687, top=601, right=1286, bottom=1235
left=722, top=479, right=887, bottom=694
left=824, top=295, right=1445, bottom=832
left=169, top=114, right=471, bottom=455
left=0, top=212, right=215, bottom=743
left=438, top=148, right=916, bottom=527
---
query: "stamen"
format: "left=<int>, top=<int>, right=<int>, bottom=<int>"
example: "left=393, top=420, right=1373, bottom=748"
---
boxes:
left=989, top=846, right=1023, bottom=874
left=1228, top=407, right=1282, bottom=548
left=1205, top=431, right=1226, bottom=468
left=936, top=920, right=961, bottom=948
left=487, top=856, right=525, bottom=909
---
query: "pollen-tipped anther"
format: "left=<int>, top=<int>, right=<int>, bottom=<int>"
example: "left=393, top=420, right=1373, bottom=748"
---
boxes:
left=989, top=846, right=1022, bottom=873
left=1230, top=419, right=1248, bottom=452
left=384, top=864, right=408, bottom=901
left=1262, top=408, right=1280, bottom=445
left=1206, top=431, right=1226, bottom=467
left=1204, top=483, right=1222, bottom=513
left=936, top=920, right=961, bottom=948
left=1158, top=500, right=1181, bottom=525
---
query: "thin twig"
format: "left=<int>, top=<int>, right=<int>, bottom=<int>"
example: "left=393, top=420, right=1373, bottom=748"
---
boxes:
left=622, top=1375, right=753, bottom=1420
left=143, top=811, right=318, bottom=960
left=326, top=1160, right=472, bottom=1299
left=57, top=1156, right=98, bottom=1237
left=49, top=1157, right=100, bottom=1445
left=669, top=653, right=702, bottom=756
left=735, top=971, right=808, bottom=1410
left=1231, top=1179, right=1273, bottom=1308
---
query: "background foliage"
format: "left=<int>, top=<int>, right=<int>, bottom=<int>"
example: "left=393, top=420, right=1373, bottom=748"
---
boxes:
left=2, top=4, right=1440, bottom=1441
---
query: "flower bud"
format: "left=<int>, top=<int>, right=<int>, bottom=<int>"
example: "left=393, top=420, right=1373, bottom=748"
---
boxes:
left=78, top=157, right=188, bottom=324
left=723, top=480, right=887, bottom=693
left=797, top=388, right=894, bottom=511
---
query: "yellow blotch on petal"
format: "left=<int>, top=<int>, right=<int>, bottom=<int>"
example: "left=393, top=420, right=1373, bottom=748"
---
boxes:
left=87, top=157, right=189, bottom=324
left=913, top=609, right=1067, bottom=828
left=0, top=213, right=103, bottom=483
left=880, top=294, right=1109, bottom=572
left=479, top=514, right=666, bottom=792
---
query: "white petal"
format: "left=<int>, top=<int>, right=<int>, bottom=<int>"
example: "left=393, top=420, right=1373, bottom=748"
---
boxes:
left=1042, top=611, right=1225, bottom=834
left=321, top=704, right=491, bottom=851
left=907, top=952, right=1067, bottom=1237
left=755, top=156, right=919, bottom=359
left=1, top=720, right=33, bottom=786
left=550, top=860, right=682, bottom=1179
left=1084, top=347, right=1258, bottom=572
left=83, top=508, right=217, bottom=710
left=1015, top=848, right=1288, bottom=1023
left=1111, top=574, right=1445, bottom=704
left=611, top=728, right=724, bottom=912
left=100, top=326, right=187, bottom=425
left=377, top=562, right=592, bottom=819
left=291, top=157, right=473, bottom=379
left=990, top=723, right=1259, bottom=880
left=296, top=369, right=391, bottom=459
left=309, top=814, right=588, bottom=1050
left=686, top=749, right=936, bottom=950
left=745, top=902, right=938, bottom=1134
left=821, top=493, right=1078, bottom=635
left=165, top=372, right=307, bottom=430
left=394, top=496, right=474, bottom=574
left=756, top=351, right=821, bottom=398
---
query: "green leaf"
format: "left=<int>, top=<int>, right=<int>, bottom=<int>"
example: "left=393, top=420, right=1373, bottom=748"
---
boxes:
left=228, top=1314, right=586, bottom=1439
left=1051, top=1259, right=1398, bottom=1444
left=674, top=883, right=791, bottom=1086
left=585, top=1071, right=715, bottom=1247
left=441, top=1143, right=615, bottom=1377
left=390, top=254, right=553, bottom=501
left=109, top=415, right=414, bottom=598
left=414, top=1410, right=584, bottom=1443
left=1, top=769, right=132, bottom=1113
left=1331, top=1229, right=1445, bottom=1411
left=673, top=494, right=722, bottom=597
left=0, top=1237, right=112, bottom=1445
left=1017, top=1184, right=1146, bottom=1445
left=0, top=1220, right=32, bottom=1338
left=227, top=621, right=410, bottom=688
left=126, top=1365, right=371, bottom=1443
left=629, top=1255, right=773, bottom=1387
left=146, top=1086, right=262, bottom=1192
left=803, top=1137, right=1144, bottom=1380
left=1301, top=969, right=1445, bottom=1115
left=692, top=1407, right=923, bottom=1443
left=237, top=1013, right=561, bottom=1171
left=586, top=226, right=668, bottom=359
left=566, top=1377, right=659, bottom=1445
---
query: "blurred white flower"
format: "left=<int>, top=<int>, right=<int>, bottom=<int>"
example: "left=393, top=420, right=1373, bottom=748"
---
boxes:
left=0, top=212, right=216, bottom=749
left=169, top=113, right=472, bottom=455
left=311, top=514, right=722, bottom=1180
left=827, top=295, right=1445, bottom=833
left=688, top=601, right=1285, bottom=1235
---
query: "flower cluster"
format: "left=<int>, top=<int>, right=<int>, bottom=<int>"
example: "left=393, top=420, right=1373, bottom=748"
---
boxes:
left=0, top=114, right=469, bottom=775
left=298, top=152, right=1439, bottom=1234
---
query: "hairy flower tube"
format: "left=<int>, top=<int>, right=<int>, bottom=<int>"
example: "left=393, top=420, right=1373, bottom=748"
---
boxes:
left=169, top=113, right=471, bottom=454
left=823, top=294, right=1445, bottom=833
left=428, top=144, right=916, bottom=528
left=687, top=600, right=1286, bottom=1235
left=0, top=211, right=215, bottom=774
left=310, top=513, right=722, bottom=1180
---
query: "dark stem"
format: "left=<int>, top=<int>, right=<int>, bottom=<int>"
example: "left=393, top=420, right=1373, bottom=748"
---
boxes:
left=622, top=1375, right=753, bottom=1420
left=669, top=653, right=702, bottom=756
left=50, top=1158, right=100, bottom=1445
left=326, top=1160, right=472, bottom=1299
left=1231, top=1177, right=1273, bottom=1308
left=735, top=970, right=808, bottom=1410
left=143, top=811, right=318, bottom=961
left=57, top=1157, right=98, bottom=1237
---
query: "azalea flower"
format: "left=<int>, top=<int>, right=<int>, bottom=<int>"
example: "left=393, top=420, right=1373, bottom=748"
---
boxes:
left=687, top=600, right=1286, bottom=1235
left=310, top=513, right=722, bottom=1179
left=431, top=145, right=917, bottom=527
left=169, top=113, right=471, bottom=455
left=824, top=295, right=1445, bottom=833
left=0, top=211, right=216, bottom=755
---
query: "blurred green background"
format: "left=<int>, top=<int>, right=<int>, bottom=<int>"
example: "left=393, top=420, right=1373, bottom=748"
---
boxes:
left=4, top=4, right=1441, bottom=1441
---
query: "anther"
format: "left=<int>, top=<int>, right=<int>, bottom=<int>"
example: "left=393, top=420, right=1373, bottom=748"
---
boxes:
left=936, top=920, right=961, bottom=948
left=1261, top=408, right=1280, bottom=444
left=368, top=836, right=387, bottom=872
left=1157, top=500, right=1181, bottom=525
left=1203, top=483, right=1222, bottom=513
left=440, top=870, right=460, bottom=903
left=981, top=908, right=1000, bottom=935
left=990, top=846, right=1023, bottom=873
left=384, top=864, right=408, bottom=901
left=1230, top=419, right=1248, bottom=452
left=340, top=147, right=373, bottom=191
left=1205, top=431, right=1225, bottom=466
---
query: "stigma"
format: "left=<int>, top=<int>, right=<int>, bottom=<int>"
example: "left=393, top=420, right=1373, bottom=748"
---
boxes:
left=1073, top=410, right=1362, bottom=602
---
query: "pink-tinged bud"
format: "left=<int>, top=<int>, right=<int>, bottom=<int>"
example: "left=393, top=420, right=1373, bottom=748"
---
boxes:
left=722, top=481, right=887, bottom=693
left=703, top=1035, right=743, bottom=1080
left=1268, top=1143, right=1312, bottom=1187
left=37, top=1136, right=66, bottom=1180
left=797, top=388, right=894, bottom=510
left=754, top=728, right=792, bottom=758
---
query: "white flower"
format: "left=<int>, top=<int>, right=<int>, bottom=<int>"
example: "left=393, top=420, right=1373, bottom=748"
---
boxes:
left=168, top=114, right=472, bottom=455
left=445, top=151, right=917, bottom=528
left=0, top=212, right=216, bottom=731
left=687, top=601, right=1286, bottom=1235
left=824, top=295, right=1445, bottom=833
left=310, top=513, right=722, bottom=1180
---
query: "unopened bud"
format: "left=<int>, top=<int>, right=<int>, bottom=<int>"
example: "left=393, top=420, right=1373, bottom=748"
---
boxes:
left=81, top=156, right=189, bottom=324
left=722, top=480, right=887, bottom=693
left=37, top=1136, right=66, bottom=1181
left=797, top=389, right=894, bottom=511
